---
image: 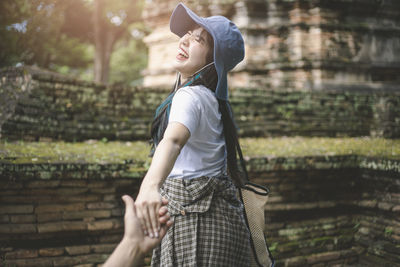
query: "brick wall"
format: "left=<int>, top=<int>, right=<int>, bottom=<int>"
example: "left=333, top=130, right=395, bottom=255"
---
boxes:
left=1, top=67, right=400, bottom=141
left=1, top=156, right=399, bottom=266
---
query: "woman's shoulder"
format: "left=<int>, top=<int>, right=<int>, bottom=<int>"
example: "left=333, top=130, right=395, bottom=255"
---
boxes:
left=178, top=85, right=216, bottom=100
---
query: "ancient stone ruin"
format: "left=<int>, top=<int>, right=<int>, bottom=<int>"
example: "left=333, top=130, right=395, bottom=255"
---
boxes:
left=143, top=0, right=400, bottom=91
left=1, top=0, right=400, bottom=266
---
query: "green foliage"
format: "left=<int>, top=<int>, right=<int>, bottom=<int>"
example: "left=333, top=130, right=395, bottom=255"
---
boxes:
left=109, top=38, right=148, bottom=86
left=1, top=137, right=399, bottom=165
left=240, top=137, right=400, bottom=159
left=0, top=140, right=151, bottom=165
left=0, top=0, right=148, bottom=84
left=384, top=227, right=393, bottom=237
left=0, top=0, right=92, bottom=71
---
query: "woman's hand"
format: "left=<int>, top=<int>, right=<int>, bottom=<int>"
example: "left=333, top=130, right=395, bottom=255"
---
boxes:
left=103, top=195, right=172, bottom=267
left=135, top=184, right=163, bottom=238
left=122, top=195, right=171, bottom=253
left=134, top=122, right=190, bottom=238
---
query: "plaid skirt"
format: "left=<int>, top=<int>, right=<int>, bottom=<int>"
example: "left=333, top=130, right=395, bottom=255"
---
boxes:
left=151, top=175, right=251, bottom=267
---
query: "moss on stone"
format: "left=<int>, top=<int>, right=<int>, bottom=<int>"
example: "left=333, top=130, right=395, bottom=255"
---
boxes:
left=1, top=137, right=399, bottom=166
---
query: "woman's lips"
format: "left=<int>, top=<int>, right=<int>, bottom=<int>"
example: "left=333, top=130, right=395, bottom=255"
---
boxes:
left=176, top=47, right=189, bottom=61
left=176, top=53, right=188, bottom=61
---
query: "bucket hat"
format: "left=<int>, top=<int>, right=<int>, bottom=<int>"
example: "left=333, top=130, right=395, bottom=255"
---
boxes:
left=170, top=2, right=245, bottom=101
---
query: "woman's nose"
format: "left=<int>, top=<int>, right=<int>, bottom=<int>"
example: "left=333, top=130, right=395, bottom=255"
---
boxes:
left=182, top=39, right=188, bottom=46
left=180, top=35, right=190, bottom=46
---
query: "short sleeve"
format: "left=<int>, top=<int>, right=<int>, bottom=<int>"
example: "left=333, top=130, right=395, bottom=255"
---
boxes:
left=168, top=87, right=201, bottom=135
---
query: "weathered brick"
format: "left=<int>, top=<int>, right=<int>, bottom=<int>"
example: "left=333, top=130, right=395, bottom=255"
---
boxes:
left=37, top=212, right=63, bottom=223
left=86, top=202, right=115, bottom=210
left=0, top=205, right=34, bottom=214
left=63, top=210, right=111, bottom=220
left=65, top=245, right=91, bottom=255
left=282, top=255, right=307, bottom=266
left=87, top=219, right=119, bottom=231
left=5, top=249, right=38, bottom=259
left=103, top=194, right=117, bottom=201
left=0, top=223, right=36, bottom=234
left=87, top=181, right=107, bottom=188
left=39, top=247, right=65, bottom=257
left=37, top=221, right=87, bottom=233
left=27, top=180, right=60, bottom=188
left=52, top=254, right=109, bottom=266
left=35, top=203, right=85, bottom=213
left=57, top=188, right=89, bottom=195
left=10, top=214, right=36, bottom=223
left=89, top=188, right=116, bottom=194
left=378, top=202, right=393, bottom=211
left=4, top=257, right=53, bottom=267
left=60, top=180, right=87, bottom=187
left=91, top=244, right=116, bottom=253
left=111, top=208, right=123, bottom=217
left=0, top=181, right=23, bottom=189
left=307, top=251, right=341, bottom=264
left=0, top=214, right=9, bottom=223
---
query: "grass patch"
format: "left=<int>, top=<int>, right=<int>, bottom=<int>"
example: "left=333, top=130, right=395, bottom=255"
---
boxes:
left=240, top=137, right=400, bottom=159
left=0, top=137, right=399, bottom=164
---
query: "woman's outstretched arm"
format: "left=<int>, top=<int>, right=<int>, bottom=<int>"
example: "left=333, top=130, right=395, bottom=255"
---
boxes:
left=135, top=122, right=190, bottom=238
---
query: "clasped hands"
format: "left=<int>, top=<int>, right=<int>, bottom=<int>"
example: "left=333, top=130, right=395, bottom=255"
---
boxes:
left=134, top=184, right=167, bottom=239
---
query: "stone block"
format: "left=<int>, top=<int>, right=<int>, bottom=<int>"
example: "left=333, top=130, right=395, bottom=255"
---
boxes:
left=307, top=251, right=341, bottom=265
left=65, top=245, right=91, bottom=255
left=52, top=254, right=108, bottom=266
left=5, top=249, right=38, bottom=259
left=86, top=202, right=115, bottom=210
left=0, top=215, right=9, bottom=223
left=35, top=203, right=85, bottom=213
left=39, top=247, right=65, bottom=257
left=91, top=244, right=116, bottom=253
left=87, top=219, right=119, bottom=231
left=37, top=221, right=87, bottom=233
left=60, top=180, right=87, bottom=187
left=37, top=212, right=63, bottom=223
left=282, top=255, right=307, bottom=266
left=67, top=195, right=103, bottom=203
left=57, top=188, right=89, bottom=195
left=63, top=210, right=111, bottom=220
left=0, top=205, right=34, bottom=214
left=27, top=180, right=60, bottom=188
left=0, top=223, right=36, bottom=234
left=89, top=188, right=116, bottom=194
left=4, top=258, right=53, bottom=267
left=10, top=215, right=36, bottom=223
left=87, top=181, right=107, bottom=188
left=377, top=202, right=393, bottom=211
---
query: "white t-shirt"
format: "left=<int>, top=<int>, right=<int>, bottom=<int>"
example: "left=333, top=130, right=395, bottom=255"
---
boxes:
left=168, top=85, right=226, bottom=179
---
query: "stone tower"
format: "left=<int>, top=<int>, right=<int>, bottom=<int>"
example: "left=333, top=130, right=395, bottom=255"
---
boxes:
left=142, top=0, right=400, bottom=91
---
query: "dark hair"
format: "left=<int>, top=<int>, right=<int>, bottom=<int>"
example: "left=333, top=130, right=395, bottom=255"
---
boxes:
left=150, top=26, right=245, bottom=187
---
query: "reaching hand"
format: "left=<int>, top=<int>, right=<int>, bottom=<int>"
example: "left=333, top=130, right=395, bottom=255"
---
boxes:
left=103, top=195, right=172, bottom=267
left=121, top=195, right=172, bottom=254
left=134, top=184, right=163, bottom=239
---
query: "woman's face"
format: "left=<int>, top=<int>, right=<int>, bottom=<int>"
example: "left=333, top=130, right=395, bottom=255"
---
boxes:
left=173, top=26, right=212, bottom=81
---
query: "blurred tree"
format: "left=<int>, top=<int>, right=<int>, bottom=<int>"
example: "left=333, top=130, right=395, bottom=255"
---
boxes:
left=62, top=0, right=145, bottom=83
left=1, top=0, right=147, bottom=85
left=109, top=38, right=147, bottom=86
left=0, top=0, right=92, bottom=70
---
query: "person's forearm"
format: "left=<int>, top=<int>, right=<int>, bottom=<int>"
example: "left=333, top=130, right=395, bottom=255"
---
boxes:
left=141, top=137, right=182, bottom=188
left=103, top=238, right=143, bottom=267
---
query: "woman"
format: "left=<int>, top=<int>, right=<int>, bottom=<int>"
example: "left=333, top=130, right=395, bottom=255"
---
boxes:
left=135, top=3, right=250, bottom=266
